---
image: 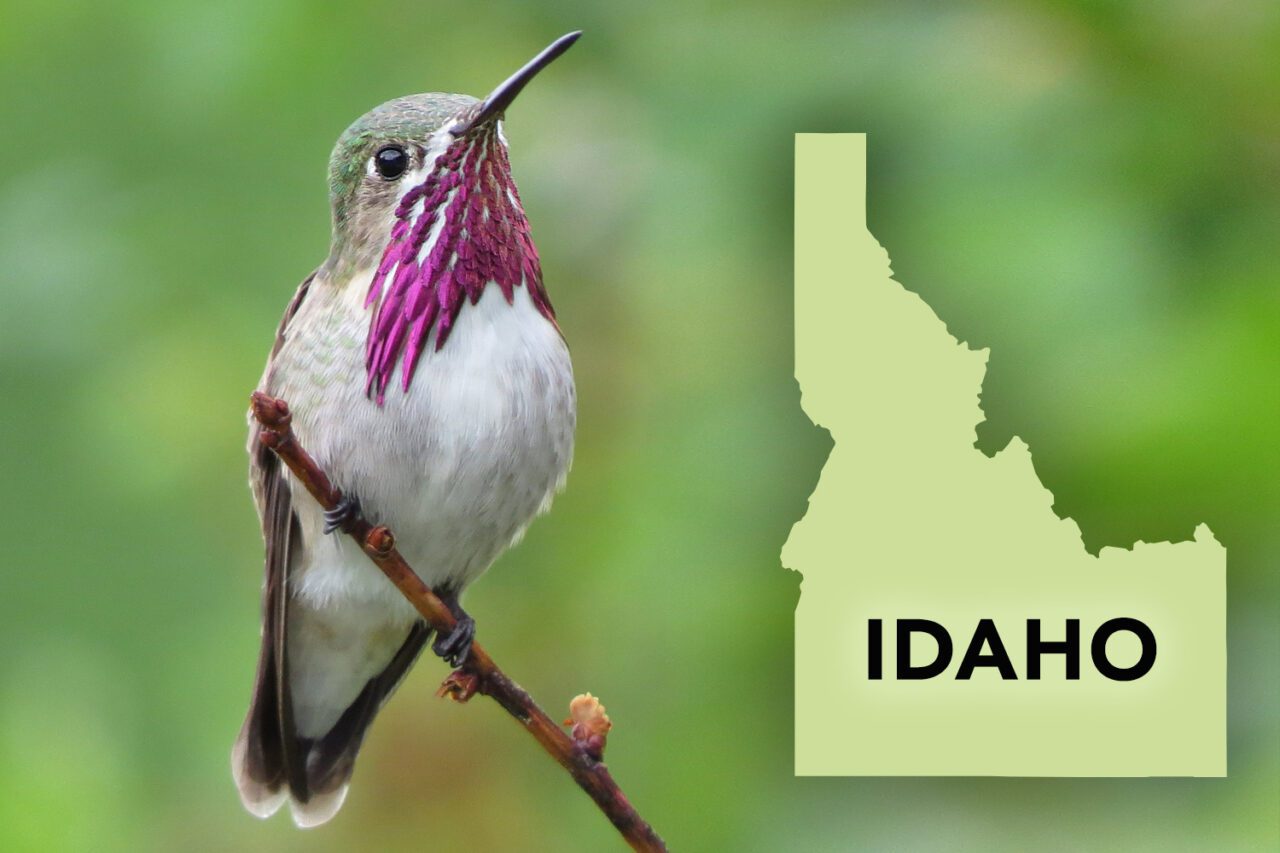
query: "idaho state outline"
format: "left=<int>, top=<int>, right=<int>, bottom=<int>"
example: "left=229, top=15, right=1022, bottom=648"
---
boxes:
left=785, top=134, right=1225, bottom=777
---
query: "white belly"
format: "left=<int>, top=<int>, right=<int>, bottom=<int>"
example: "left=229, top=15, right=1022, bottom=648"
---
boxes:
left=270, top=270, right=576, bottom=619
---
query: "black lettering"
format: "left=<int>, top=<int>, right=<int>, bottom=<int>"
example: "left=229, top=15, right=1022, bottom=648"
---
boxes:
left=1026, top=619, right=1080, bottom=680
left=955, top=618, right=1017, bottom=680
left=868, top=619, right=883, bottom=680
left=1091, top=618, right=1156, bottom=681
left=896, top=619, right=952, bottom=679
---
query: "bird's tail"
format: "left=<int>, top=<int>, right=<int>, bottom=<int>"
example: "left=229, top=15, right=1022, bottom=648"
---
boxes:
left=231, top=620, right=430, bottom=827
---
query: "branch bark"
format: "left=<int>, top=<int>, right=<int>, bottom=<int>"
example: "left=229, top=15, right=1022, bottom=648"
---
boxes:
left=250, top=392, right=665, bottom=852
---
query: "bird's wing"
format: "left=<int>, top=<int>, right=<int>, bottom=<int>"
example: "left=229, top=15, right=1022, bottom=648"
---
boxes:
left=234, top=271, right=316, bottom=812
left=235, top=270, right=432, bottom=826
left=247, top=270, right=315, bottom=521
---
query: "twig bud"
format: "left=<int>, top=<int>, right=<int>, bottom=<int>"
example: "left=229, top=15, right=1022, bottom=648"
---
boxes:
left=250, top=391, right=292, bottom=430
left=565, top=693, right=612, bottom=760
left=367, top=525, right=396, bottom=555
left=437, top=670, right=480, bottom=703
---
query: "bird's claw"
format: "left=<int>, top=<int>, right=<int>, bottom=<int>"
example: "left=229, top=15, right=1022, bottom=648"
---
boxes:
left=432, top=612, right=476, bottom=668
left=323, top=493, right=361, bottom=535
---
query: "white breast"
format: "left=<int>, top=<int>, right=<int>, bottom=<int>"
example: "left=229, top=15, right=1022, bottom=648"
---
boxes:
left=271, top=270, right=576, bottom=618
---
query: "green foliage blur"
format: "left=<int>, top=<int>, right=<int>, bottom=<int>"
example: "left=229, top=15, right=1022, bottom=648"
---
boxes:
left=0, top=1, right=1274, bottom=850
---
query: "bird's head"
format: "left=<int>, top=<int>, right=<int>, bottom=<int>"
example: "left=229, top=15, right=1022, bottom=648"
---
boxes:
left=320, top=32, right=580, bottom=401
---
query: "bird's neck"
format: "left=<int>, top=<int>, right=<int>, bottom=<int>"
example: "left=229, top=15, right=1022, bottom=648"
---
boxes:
left=358, top=127, right=556, bottom=404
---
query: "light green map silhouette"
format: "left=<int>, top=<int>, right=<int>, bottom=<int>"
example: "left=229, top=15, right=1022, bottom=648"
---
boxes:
left=785, top=134, right=1225, bottom=776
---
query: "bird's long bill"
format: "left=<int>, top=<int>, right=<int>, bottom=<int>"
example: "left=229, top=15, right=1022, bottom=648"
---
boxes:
left=453, top=31, right=581, bottom=134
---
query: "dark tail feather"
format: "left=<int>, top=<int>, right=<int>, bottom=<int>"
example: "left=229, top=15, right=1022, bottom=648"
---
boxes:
left=233, top=621, right=431, bottom=827
left=231, top=640, right=288, bottom=818
left=302, top=621, right=431, bottom=796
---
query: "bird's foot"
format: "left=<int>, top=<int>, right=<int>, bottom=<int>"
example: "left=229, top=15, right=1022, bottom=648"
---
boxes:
left=433, top=614, right=476, bottom=668
left=323, top=492, right=362, bottom=535
left=432, top=589, right=476, bottom=668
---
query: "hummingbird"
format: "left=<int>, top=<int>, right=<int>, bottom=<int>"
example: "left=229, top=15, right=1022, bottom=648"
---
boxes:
left=232, top=33, right=580, bottom=827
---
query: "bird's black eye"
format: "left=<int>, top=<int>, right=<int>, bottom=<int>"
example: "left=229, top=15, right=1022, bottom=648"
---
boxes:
left=374, top=145, right=409, bottom=179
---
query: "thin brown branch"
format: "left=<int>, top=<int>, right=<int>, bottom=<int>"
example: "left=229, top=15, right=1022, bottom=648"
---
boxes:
left=250, top=392, right=666, bottom=852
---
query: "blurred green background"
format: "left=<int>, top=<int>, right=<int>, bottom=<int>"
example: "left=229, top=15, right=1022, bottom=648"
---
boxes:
left=0, top=1, right=1275, bottom=850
